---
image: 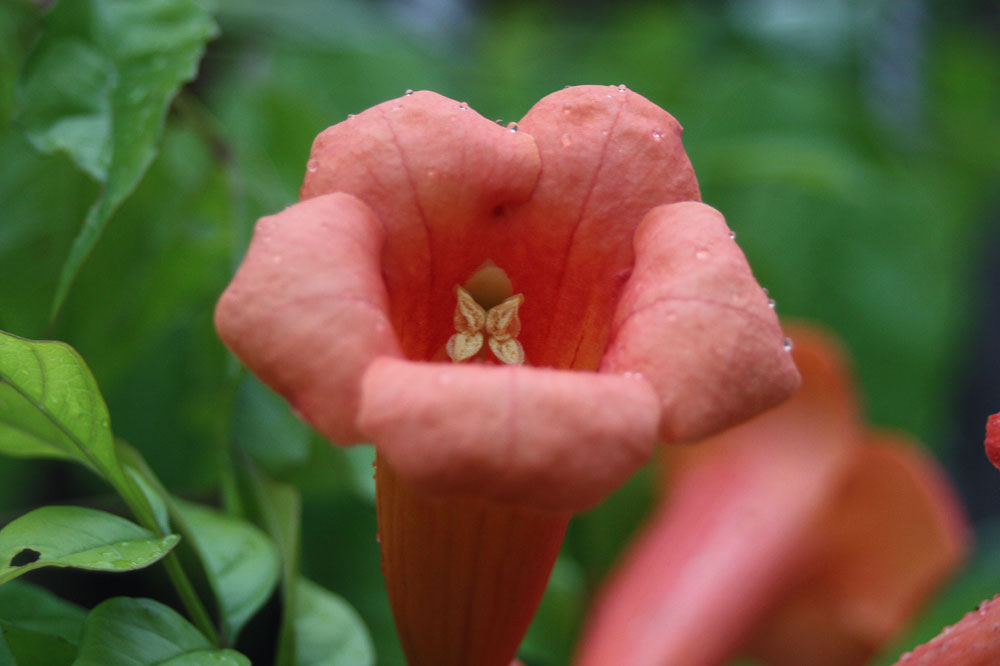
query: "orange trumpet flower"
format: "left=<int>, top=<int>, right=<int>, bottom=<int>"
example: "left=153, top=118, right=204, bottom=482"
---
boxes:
left=215, top=86, right=799, bottom=666
left=575, top=324, right=968, bottom=666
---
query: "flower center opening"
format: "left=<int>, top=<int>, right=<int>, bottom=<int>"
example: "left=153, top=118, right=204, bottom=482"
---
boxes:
left=446, top=261, right=525, bottom=365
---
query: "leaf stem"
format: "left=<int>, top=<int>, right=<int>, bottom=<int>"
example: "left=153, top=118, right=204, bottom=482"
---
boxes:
left=112, top=470, right=220, bottom=645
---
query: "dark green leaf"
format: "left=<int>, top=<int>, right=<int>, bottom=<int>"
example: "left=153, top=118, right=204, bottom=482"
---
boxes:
left=294, top=578, right=373, bottom=666
left=174, top=499, right=280, bottom=642
left=0, top=580, right=87, bottom=645
left=234, top=375, right=310, bottom=472
left=232, top=460, right=301, bottom=666
left=0, top=632, right=14, bottom=666
left=72, top=597, right=249, bottom=666
left=16, top=0, right=218, bottom=319
left=1, top=625, right=77, bottom=666
left=519, top=556, right=585, bottom=666
left=0, top=506, right=178, bottom=583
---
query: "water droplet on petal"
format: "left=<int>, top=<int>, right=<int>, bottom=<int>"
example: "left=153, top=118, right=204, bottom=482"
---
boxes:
left=405, top=89, right=414, bottom=95
left=651, top=128, right=664, bottom=141
left=459, top=101, right=468, bottom=110
left=507, top=121, right=518, bottom=133
left=695, top=248, right=710, bottom=260
left=495, top=118, right=504, bottom=125
left=560, top=133, right=572, bottom=147
left=347, top=114, right=356, bottom=120
left=783, top=337, right=793, bottom=352
left=617, top=84, right=627, bottom=92
left=768, top=298, right=776, bottom=309
left=306, top=159, right=318, bottom=173
left=729, top=229, right=737, bottom=240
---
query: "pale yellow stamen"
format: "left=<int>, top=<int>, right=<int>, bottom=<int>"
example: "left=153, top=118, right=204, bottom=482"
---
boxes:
left=446, top=286, right=525, bottom=365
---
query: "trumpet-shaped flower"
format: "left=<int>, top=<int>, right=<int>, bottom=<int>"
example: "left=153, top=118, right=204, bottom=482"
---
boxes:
left=574, top=323, right=968, bottom=666
left=215, top=86, right=799, bottom=666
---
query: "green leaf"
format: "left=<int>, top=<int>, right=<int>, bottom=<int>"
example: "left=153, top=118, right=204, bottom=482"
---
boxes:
left=0, top=580, right=87, bottom=645
left=174, top=499, right=280, bottom=642
left=294, top=578, right=374, bottom=666
left=72, top=597, right=249, bottom=666
left=234, top=375, right=311, bottom=472
left=519, top=556, right=586, bottom=666
left=231, top=460, right=301, bottom=666
left=157, top=651, right=252, bottom=665
left=16, top=0, right=218, bottom=320
left=0, top=506, right=179, bottom=584
left=1, top=625, right=77, bottom=666
left=0, top=582, right=84, bottom=666
left=0, top=332, right=116, bottom=472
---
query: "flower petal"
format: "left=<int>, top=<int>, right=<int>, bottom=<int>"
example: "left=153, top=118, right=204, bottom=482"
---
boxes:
left=744, top=435, right=970, bottom=666
left=215, top=193, right=401, bottom=443
left=889, top=595, right=1000, bottom=666
left=985, top=411, right=1000, bottom=471
left=357, top=358, right=660, bottom=512
left=513, top=85, right=701, bottom=369
left=300, top=91, right=541, bottom=361
left=600, top=201, right=800, bottom=442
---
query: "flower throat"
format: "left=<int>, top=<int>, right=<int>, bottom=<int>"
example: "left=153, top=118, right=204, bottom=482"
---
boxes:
left=446, top=261, right=525, bottom=365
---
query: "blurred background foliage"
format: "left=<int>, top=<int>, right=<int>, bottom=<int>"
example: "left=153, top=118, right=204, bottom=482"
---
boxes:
left=1, top=0, right=999, bottom=664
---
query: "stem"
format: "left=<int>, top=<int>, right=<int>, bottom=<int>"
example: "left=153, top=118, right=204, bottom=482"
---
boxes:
left=111, top=465, right=220, bottom=645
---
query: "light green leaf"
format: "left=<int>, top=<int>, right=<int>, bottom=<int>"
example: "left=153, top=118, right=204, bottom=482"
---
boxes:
left=157, top=651, right=252, bottom=665
left=174, top=499, right=280, bottom=642
left=72, top=597, right=249, bottom=666
left=0, top=580, right=87, bottom=645
left=16, top=0, right=218, bottom=320
left=0, top=506, right=179, bottom=584
left=294, top=578, right=374, bottom=666
left=0, top=332, right=115, bottom=472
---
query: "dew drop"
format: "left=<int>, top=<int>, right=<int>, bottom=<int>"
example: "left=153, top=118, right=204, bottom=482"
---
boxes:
left=728, top=229, right=737, bottom=240
left=347, top=113, right=356, bottom=120
left=617, top=84, right=627, bottom=92
left=768, top=298, right=776, bottom=310
left=651, top=128, right=664, bottom=141
left=695, top=248, right=710, bottom=261
left=783, top=337, right=793, bottom=352
left=562, top=104, right=572, bottom=114
left=405, top=88, right=414, bottom=95
left=306, top=159, right=319, bottom=173
left=507, top=121, right=519, bottom=133
left=560, top=133, right=572, bottom=147
left=391, top=103, right=402, bottom=111
left=459, top=101, right=468, bottom=110
left=563, top=85, right=571, bottom=89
